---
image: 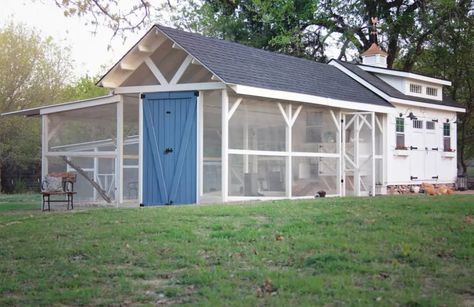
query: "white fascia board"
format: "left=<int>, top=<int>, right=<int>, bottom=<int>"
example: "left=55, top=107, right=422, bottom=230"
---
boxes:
left=1, top=95, right=118, bottom=117
left=113, top=82, right=226, bottom=94
left=40, top=95, right=120, bottom=115
left=358, top=65, right=452, bottom=86
left=390, top=99, right=465, bottom=113
left=329, top=61, right=465, bottom=113
left=229, top=84, right=394, bottom=114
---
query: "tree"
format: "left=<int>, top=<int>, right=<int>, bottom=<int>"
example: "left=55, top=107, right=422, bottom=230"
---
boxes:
left=0, top=22, right=72, bottom=192
left=411, top=5, right=474, bottom=175
left=60, top=75, right=109, bottom=101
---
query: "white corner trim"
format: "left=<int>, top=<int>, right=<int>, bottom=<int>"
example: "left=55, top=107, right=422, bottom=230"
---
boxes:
left=358, top=65, right=452, bottom=86
left=228, top=84, right=394, bottom=114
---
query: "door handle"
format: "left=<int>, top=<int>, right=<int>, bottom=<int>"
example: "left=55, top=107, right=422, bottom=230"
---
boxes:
left=164, top=148, right=173, bottom=154
left=410, top=146, right=418, bottom=150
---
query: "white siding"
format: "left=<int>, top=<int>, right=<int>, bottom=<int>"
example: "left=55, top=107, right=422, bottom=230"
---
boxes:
left=386, top=104, right=458, bottom=185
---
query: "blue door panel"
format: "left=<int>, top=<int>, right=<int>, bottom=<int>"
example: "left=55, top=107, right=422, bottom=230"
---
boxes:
left=142, top=91, right=197, bottom=205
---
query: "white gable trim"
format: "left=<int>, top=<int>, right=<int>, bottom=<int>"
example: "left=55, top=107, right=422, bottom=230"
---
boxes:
left=358, top=65, right=452, bottom=86
left=229, top=84, right=395, bottom=113
left=329, top=61, right=465, bottom=113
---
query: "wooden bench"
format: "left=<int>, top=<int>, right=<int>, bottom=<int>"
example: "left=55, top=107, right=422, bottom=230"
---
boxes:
left=41, top=172, right=77, bottom=211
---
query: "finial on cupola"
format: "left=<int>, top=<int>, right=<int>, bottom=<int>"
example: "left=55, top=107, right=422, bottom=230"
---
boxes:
left=370, top=17, right=379, bottom=44
left=361, top=17, right=388, bottom=68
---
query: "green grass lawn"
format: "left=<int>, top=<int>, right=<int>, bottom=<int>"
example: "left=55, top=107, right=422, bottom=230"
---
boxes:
left=0, top=194, right=473, bottom=306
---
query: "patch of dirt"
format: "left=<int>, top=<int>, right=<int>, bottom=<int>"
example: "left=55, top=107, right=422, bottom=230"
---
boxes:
left=462, top=291, right=474, bottom=307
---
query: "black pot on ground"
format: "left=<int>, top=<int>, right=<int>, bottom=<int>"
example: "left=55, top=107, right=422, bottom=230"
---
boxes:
left=316, top=191, right=326, bottom=198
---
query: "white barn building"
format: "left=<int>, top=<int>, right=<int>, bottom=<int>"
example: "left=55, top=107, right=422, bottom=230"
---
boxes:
left=3, top=25, right=465, bottom=205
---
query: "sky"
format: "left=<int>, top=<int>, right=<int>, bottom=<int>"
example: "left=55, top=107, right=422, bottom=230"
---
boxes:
left=0, top=0, right=167, bottom=80
left=0, top=0, right=346, bottom=82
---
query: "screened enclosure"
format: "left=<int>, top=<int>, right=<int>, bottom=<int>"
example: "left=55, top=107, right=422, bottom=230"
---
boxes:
left=42, top=95, right=139, bottom=204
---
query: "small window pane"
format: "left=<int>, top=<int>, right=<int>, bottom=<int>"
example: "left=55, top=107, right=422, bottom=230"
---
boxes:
left=426, top=87, right=438, bottom=96
left=396, top=117, right=404, bottom=133
left=443, top=123, right=450, bottom=136
left=413, top=120, right=423, bottom=129
left=426, top=121, right=435, bottom=130
left=410, top=84, right=422, bottom=94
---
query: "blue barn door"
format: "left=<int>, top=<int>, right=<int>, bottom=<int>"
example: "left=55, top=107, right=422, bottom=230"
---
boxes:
left=142, top=91, right=197, bottom=205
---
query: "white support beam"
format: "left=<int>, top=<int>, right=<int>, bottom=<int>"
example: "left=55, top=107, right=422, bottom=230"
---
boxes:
left=137, top=44, right=153, bottom=53
left=138, top=94, right=144, bottom=205
left=116, top=96, right=124, bottom=205
left=329, top=109, right=340, bottom=132
left=170, top=55, right=193, bottom=85
left=371, top=112, right=376, bottom=197
left=192, top=59, right=202, bottom=65
left=45, top=151, right=117, bottom=158
left=221, top=89, right=229, bottom=202
left=286, top=103, right=292, bottom=199
left=144, top=58, right=168, bottom=85
left=290, top=105, right=303, bottom=127
left=277, top=102, right=290, bottom=126
left=337, top=111, right=342, bottom=196
left=114, top=82, right=226, bottom=94
left=120, top=63, right=135, bottom=71
left=197, top=91, right=204, bottom=202
left=227, top=98, right=242, bottom=121
left=41, top=115, right=49, bottom=179
left=375, top=115, right=383, bottom=134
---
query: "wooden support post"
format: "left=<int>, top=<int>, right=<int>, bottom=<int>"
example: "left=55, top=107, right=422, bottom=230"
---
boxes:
left=371, top=112, right=376, bottom=196
left=286, top=104, right=292, bottom=199
left=41, top=115, right=49, bottom=179
left=221, top=89, right=229, bottom=202
left=116, top=97, right=124, bottom=206
left=138, top=94, right=144, bottom=205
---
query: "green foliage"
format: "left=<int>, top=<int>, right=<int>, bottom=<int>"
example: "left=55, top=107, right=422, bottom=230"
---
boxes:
left=173, top=0, right=473, bottom=69
left=0, top=22, right=72, bottom=192
left=60, top=76, right=109, bottom=102
left=0, top=195, right=473, bottom=305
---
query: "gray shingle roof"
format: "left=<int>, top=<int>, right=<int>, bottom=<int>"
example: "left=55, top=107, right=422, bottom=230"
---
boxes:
left=156, top=25, right=392, bottom=108
left=333, top=60, right=463, bottom=108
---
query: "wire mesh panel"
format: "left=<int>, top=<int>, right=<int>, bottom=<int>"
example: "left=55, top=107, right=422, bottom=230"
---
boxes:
left=229, top=154, right=286, bottom=197
left=47, top=104, right=117, bottom=152
left=123, top=95, right=139, bottom=201
left=342, top=112, right=375, bottom=196
left=292, top=157, right=339, bottom=196
left=292, top=106, right=339, bottom=153
left=229, top=99, right=286, bottom=151
left=202, top=90, right=222, bottom=197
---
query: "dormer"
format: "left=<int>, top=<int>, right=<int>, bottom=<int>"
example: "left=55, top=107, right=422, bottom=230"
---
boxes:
left=361, top=43, right=388, bottom=68
left=357, top=64, right=451, bottom=102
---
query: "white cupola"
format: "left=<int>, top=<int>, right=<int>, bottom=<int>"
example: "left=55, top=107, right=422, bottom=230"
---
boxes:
left=361, top=43, right=388, bottom=68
